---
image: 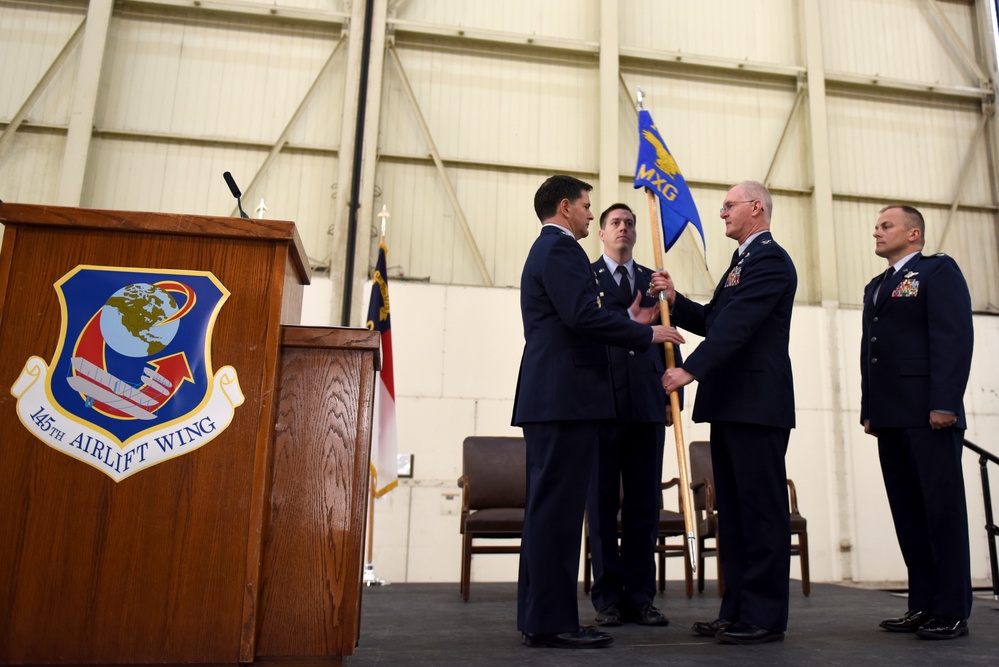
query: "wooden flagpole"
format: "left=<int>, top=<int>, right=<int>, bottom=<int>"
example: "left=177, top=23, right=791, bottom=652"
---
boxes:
left=645, top=189, right=697, bottom=572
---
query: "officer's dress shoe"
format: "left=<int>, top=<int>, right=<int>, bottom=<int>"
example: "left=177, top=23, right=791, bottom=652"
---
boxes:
left=692, top=618, right=731, bottom=638
left=624, top=603, right=670, bottom=626
left=915, top=617, right=968, bottom=640
left=594, top=604, right=623, bottom=627
left=522, top=626, right=613, bottom=649
left=879, top=610, right=932, bottom=633
left=716, top=622, right=785, bottom=645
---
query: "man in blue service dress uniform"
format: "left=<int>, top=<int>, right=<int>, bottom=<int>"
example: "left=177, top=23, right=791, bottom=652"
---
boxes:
left=654, top=181, right=797, bottom=645
left=861, top=204, right=974, bottom=640
left=512, top=175, right=681, bottom=649
left=587, top=202, right=679, bottom=629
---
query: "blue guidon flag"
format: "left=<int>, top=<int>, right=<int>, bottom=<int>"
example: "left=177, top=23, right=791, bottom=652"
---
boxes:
left=634, top=109, right=705, bottom=254
left=10, top=265, right=243, bottom=482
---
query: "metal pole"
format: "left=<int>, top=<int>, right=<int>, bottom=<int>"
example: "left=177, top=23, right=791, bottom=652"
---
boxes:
left=340, top=0, right=376, bottom=326
left=977, top=453, right=999, bottom=600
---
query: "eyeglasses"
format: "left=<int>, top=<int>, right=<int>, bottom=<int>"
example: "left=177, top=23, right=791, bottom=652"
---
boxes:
left=720, top=200, right=755, bottom=214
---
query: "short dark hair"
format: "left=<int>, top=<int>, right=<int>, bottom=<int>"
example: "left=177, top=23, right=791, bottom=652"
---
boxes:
left=599, top=203, right=635, bottom=229
left=534, top=175, right=592, bottom=222
left=879, top=204, right=925, bottom=236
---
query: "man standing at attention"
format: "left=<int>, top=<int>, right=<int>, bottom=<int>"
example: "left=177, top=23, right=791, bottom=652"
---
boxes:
left=513, top=175, right=680, bottom=649
left=587, top=203, right=673, bottom=629
left=655, top=180, right=796, bottom=645
left=861, top=204, right=974, bottom=640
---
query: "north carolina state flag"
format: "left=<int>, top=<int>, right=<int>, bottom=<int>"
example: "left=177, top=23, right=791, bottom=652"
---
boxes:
left=365, top=241, right=398, bottom=497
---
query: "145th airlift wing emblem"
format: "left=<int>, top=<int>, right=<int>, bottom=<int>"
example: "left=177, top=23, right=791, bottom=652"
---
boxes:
left=10, top=266, right=243, bottom=482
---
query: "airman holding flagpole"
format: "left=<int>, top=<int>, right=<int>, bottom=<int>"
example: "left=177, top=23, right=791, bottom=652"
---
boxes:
left=653, top=180, right=797, bottom=645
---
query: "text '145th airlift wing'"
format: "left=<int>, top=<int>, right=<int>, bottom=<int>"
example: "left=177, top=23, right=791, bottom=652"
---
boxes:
left=10, top=265, right=244, bottom=482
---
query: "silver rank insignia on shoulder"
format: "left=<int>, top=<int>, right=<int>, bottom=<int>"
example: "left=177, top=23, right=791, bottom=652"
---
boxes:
left=761, top=239, right=772, bottom=245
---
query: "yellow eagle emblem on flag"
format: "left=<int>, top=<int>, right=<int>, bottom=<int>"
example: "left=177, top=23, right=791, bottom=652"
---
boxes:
left=642, top=129, right=681, bottom=178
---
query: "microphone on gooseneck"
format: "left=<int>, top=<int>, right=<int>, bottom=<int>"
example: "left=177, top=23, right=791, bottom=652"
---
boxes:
left=223, top=171, right=249, bottom=219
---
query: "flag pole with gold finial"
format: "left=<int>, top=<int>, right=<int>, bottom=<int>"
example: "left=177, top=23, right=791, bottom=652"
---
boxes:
left=636, top=88, right=697, bottom=573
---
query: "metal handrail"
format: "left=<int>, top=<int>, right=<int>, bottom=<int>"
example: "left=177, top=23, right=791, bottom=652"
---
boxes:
left=964, top=439, right=999, bottom=600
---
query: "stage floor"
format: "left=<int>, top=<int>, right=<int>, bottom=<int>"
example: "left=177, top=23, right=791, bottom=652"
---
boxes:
left=347, top=581, right=997, bottom=666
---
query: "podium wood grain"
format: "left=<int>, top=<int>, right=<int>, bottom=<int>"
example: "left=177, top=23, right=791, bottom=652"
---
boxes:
left=254, top=326, right=378, bottom=659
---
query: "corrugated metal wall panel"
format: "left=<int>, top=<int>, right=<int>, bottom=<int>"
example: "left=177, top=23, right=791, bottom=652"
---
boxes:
left=235, top=0, right=344, bottom=9
left=622, top=0, right=799, bottom=66
left=85, top=137, right=256, bottom=214
left=382, top=45, right=599, bottom=174
left=930, top=209, right=999, bottom=311
left=827, top=95, right=991, bottom=205
left=396, top=0, right=598, bottom=41
left=821, top=0, right=979, bottom=86
left=100, top=15, right=338, bottom=143
left=0, top=133, right=68, bottom=205
left=0, top=2, right=82, bottom=124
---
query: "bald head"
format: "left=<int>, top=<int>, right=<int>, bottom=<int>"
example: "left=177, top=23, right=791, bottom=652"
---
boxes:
left=737, top=181, right=773, bottom=221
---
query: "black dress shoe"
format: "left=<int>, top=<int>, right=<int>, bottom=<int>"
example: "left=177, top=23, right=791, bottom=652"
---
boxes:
left=879, top=610, right=932, bottom=633
left=915, top=617, right=968, bottom=640
left=522, top=626, right=614, bottom=649
left=623, top=603, right=670, bottom=626
left=716, top=622, right=785, bottom=645
left=594, top=604, right=623, bottom=626
left=692, top=618, right=732, bottom=638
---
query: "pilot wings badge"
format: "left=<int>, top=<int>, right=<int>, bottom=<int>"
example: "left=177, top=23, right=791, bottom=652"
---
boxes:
left=10, top=266, right=243, bottom=482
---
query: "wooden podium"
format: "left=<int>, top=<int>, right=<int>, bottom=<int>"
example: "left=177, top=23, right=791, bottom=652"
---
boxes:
left=0, top=204, right=378, bottom=666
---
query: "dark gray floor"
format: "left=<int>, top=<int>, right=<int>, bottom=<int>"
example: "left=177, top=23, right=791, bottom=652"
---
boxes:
left=347, top=581, right=998, bottom=666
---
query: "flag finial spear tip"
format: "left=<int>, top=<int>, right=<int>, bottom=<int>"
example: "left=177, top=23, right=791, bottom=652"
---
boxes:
left=636, top=87, right=644, bottom=111
left=377, top=204, right=390, bottom=237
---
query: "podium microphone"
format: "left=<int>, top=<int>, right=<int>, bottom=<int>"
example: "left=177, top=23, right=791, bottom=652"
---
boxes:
left=223, top=171, right=249, bottom=219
